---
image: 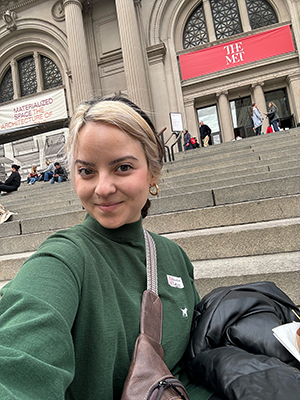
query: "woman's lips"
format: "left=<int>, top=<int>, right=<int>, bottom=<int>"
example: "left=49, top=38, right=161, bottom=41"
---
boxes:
left=97, top=202, right=122, bottom=212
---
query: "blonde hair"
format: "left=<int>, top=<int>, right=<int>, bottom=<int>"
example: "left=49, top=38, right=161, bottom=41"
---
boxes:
left=31, top=165, right=37, bottom=173
left=66, top=96, right=164, bottom=182
left=269, top=102, right=278, bottom=110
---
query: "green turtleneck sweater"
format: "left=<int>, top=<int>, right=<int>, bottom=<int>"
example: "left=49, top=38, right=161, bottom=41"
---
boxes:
left=0, top=214, right=213, bottom=399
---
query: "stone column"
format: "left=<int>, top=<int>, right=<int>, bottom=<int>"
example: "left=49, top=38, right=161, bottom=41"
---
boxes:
left=11, top=60, right=20, bottom=99
left=237, top=0, right=251, bottom=32
left=184, top=98, right=199, bottom=143
left=115, top=0, right=151, bottom=112
left=216, top=90, right=234, bottom=142
left=83, top=4, right=102, bottom=96
left=63, top=0, right=93, bottom=106
left=251, top=81, right=268, bottom=133
left=34, top=52, right=43, bottom=93
left=203, top=0, right=216, bottom=42
left=286, top=74, right=300, bottom=126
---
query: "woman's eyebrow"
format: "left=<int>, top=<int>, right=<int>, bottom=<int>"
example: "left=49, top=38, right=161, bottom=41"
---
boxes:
left=108, top=156, right=138, bottom=165
left=74, top=159, right=96, bottom=167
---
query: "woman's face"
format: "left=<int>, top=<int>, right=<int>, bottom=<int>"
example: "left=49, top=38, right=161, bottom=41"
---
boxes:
left=74, top=121, right=155, bottom=229
left=269, top=103, right=272, bottom=108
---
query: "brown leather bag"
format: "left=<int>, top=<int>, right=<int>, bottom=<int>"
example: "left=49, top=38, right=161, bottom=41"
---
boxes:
left=121, top=230, right=189, bottom=400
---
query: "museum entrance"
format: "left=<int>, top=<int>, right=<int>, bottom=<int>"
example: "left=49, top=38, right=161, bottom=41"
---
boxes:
left=265, top=88, right=294, bottom=129
left=230, top=96, right=253, bottom=139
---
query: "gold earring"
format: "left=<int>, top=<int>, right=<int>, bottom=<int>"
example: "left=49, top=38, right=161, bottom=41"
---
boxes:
left=149, top=184, right=159, bottom=196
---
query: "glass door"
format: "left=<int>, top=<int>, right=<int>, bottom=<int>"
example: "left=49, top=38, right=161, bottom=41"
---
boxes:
left=197, top=105, right=221, bottom=144
left=230, top=96, right=253, bottom=138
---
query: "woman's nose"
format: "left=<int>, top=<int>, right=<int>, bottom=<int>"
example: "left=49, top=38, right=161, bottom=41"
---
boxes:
left=95, top=173, right=117, bottom=197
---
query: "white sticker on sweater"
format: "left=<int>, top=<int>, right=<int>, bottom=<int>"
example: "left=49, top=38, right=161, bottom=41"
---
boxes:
left=167, top=275, right=184, bottom=289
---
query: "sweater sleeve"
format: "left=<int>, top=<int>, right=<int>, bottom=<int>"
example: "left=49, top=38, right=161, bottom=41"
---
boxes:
left=0, top=236, right=84, bottom=399
left=4, top=172, right=17, bottom=186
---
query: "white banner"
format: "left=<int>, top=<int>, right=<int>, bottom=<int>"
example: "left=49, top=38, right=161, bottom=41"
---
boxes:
left=0, top=88, right=68, bottom=131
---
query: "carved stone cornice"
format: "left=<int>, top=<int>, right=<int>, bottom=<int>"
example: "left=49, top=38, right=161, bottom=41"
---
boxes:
left=0, top=0, right=37, bottom=14
left=147, top=42, right=166, bottom=65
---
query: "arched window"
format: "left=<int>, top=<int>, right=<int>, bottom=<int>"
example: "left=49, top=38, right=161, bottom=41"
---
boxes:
left=183, top=0, right=278, bottom=49
left=0, top=54, right=63, bottom=104
left=19, top=56, right=38, bottom=97
left=210, top=0, right=242, bottom=39
left=41, top=55, right=63, bottom=90
left=0, top=67, right=14, bottom=103
left=183, top=3, right=208, bottom=49
left=246, top=0, right=278, bottom=30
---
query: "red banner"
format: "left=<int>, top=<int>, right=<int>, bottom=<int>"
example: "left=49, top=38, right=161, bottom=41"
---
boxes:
left=179, top=25, right=295, bottom=81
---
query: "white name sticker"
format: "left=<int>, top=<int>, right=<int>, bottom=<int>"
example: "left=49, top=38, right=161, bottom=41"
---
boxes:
left=167, top=275, right=184, bottom=289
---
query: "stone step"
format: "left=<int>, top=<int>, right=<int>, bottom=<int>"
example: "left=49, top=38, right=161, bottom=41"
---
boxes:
left=162, top=151, right=300, bottom=178
left=1, top=199, right=82, bottom=222
left=166, top=143, right=300, bottom=172
left=159, top=167, right=300, bottom=196
left=0, top=251, right=34, bottom=283
left=150, top=175, right=300, bottom=214
left=2, top=194, right=299, bottom=241
left=171, top=129, right=300, bottom=162
left=193, top=252, right=300, bottom=306
left=144, top=194, right=300, bottom=234
left=163, top=217, right=300, bottom=261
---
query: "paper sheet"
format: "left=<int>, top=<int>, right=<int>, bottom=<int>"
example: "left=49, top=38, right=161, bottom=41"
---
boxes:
left=272, top=321, right=300, bottom=362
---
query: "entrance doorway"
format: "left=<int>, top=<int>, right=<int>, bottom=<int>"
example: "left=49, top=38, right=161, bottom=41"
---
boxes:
left=230, top=96, right=253, bottom=138
left=197, top=105, right=221, bottom=144
left=265, top=88, right=294, bottom=129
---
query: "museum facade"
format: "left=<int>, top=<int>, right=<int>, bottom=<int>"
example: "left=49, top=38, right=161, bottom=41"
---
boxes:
left=1, top=0, right=300, bottom=177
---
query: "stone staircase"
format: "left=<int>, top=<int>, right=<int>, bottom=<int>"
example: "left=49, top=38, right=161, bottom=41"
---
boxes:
left=1, top=128, right=300, bottom=305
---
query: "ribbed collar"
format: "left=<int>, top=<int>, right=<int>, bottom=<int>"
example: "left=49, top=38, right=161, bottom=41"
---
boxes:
left=81, top=213, right=145, bottom=244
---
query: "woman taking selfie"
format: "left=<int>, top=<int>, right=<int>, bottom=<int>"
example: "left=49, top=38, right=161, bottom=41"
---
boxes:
left=0, top=97, right=219, bottom=399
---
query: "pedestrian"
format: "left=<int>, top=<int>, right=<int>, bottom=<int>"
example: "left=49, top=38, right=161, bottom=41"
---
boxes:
left=183, top=129, right=194, bottom=150
left=199, top=120, right=212, bottom=147
left=50, top=162, right=68, bottom=184
left=0, top=164, right=21, bottom=195
left=265, top=102, right=280, bottom=132
left=250, top=103, right=264, bottom=135
left=0, top=96, right=221, bottom=399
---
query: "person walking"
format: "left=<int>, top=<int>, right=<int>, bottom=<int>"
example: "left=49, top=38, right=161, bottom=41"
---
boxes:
left=265, top=102, right=280, bottom=132
left=250, top=103, right=264, bottom=135
left=183, top=129, right=194, bottom=151
left=199, top=120, right=212, bottom=147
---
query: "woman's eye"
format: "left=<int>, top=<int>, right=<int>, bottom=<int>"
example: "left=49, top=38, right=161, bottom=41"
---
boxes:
left=117, top=164, right=132, bottom=172
left=78, top=168, right=94, bottom=176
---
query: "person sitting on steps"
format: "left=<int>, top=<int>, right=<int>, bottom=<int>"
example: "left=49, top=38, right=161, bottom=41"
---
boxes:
left=50, top=162, right=68, bottom=184
left=0, top=164, right=21, bottom=196
left=43, top=160, right=56, bottom=182
left=28, top=165, right=42, bottom=185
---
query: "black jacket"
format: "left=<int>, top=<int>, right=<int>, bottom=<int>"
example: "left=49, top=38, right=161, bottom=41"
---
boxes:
left=199, top=124, right=211, bottom=139
left=54, top=166, right=68, bottom=179
left=4, top=171, right=21, bottom=189
left=185, top=282, right=300, bottom=400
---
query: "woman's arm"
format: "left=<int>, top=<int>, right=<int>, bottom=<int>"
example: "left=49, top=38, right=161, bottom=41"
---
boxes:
left=0, top=242, right=83, bottom=399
